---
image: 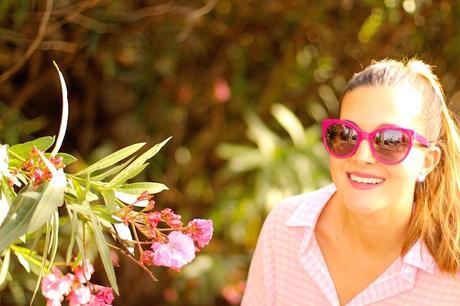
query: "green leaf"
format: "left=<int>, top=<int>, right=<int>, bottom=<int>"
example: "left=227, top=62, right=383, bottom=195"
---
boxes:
left=1, top=178, right=16, bottom=205
left=29, top=226, right=45, bottom=255
left=91, top=205, right=119, bottom=223
left=9, top=136, right=55, bottom=160
left=70, top=178, right=86, bottom=202
left=48, top=211, right=59, bottom=268
left=90, top=156, right=135, bottom=181
left=0, top=184, right=43, bottom=252
left=245, top=112, right=281, bottom=156
left=10, top=246, right=44, bottom=275
left=76, top=142, right=146, bottom=176
left=27, top=169, right=66, bottom=233
left=116, top=182, right=168, bottom=195
left=271, top=103, right=306, bottom=147
left=90, top=213, right=119, bottom=295
left=65, top=208, right=77, bottom=265
left=109, top=137, right=171, bottom=186
left=0, top=248, right=11, bottom=286
left=101, top=190, right=117, bottom=211
left=51, top=61, right=69, bottom=157
left=30, top=222, right=52, bottom=304
left=216, top=144, right=264, bottom=172
left=14, top=251, right=30, bottom=273
left=109, top=163, right=149, bottom=186
left=55, top=153, right=78, bottom=165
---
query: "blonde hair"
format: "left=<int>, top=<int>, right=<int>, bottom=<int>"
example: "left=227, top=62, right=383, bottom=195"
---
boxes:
left=342, top=58, right=460, bottom=274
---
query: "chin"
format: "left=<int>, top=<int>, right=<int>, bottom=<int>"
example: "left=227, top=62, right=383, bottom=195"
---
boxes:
left=343, top=198, right=385, bottom=215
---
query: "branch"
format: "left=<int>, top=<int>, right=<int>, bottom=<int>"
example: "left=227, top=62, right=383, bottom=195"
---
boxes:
left=67, top=13, right=110, bottom=33
left=0, top=0, right=53, bottom=84
left=114, top=2, right=178, bottom=22
left=177, top=0, right=218, bottom=43
left=45, top=0, right=104, bottom=37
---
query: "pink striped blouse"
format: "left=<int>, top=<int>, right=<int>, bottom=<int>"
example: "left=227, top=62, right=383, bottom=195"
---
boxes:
left=241, top=184, right=460, bottom=306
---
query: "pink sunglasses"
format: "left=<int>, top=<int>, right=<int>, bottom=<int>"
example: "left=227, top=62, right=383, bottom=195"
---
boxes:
left=322, top=119, right=430, bottom=165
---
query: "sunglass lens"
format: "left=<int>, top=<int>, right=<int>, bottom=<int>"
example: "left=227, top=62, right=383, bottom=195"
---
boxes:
left=373, top=129, right=410, bottom=163
left=325, top=123, right=358, bottom=156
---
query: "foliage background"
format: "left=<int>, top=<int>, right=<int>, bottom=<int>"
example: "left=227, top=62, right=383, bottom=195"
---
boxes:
left=0, top=0, right=460, bottom=305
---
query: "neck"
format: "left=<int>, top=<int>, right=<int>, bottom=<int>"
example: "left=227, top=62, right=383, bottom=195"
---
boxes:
left=338, top=197, right=413, bottom=256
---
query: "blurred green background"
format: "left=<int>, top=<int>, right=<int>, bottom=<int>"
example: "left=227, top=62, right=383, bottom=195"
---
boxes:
left=1, top=0, right=460, bottom=305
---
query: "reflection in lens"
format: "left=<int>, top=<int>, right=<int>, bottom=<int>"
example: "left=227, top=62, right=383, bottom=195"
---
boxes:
left=374, top=129, right=410, bottom=163
left=326, top=123, right=358, bottom=156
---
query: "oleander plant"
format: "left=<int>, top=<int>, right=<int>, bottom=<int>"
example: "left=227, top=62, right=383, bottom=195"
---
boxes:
left=0, top=65, right=213, bottom=306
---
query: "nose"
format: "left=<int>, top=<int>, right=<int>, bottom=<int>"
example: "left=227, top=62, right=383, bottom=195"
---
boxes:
left=351, top=138, right=376, bottom=164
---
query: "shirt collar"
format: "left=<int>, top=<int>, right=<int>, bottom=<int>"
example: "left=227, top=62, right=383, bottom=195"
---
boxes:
left=402, top=238, right=436, bottom=274
left=285, top=183, right=336, bottom=228
left=284, top=183, right=436, bottom=275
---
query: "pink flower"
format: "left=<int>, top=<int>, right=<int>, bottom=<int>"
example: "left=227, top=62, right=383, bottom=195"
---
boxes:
left=221, top=281, right=246, bottom=305
left=33, top=168, right=44, bottom=182
left=151, top=231, right=195, bottom=270
left=86, top=285, right=114, bottom=306
left=41, top=267, right=74, bottom=305
left=147, top=211, right=161, bottom=228
left=187, top=218, right=213, bottom=248
left=46, top=299, right=63, bottom=306
left=213, top=78, right=231, bottom=103
left=141, top=250, right=155, bottom=266
left=161, top=208, right=182, bottom=229
left=137, top=191, right=154, bottom=201
left=72, top=260, right=94, bottom=283
left=67, top=283, right=91, bottom=305
left=93, top=285, right=114, bottom=305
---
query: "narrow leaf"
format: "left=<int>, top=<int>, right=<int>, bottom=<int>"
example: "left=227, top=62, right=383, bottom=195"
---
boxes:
left=76, top=143, right=146, bottom=176
left=48, top=211, right=59, bottom=268
left=14, top=251, right=30, bottom=273
left=10, top=246, right=43, bottom=273
left=65, top=207, right=77, bottom=265
left=91, top=205, right=119, bottom=223
left=9, top=136, right=55, bottom=160
left=90, top=156, right=135, bottom=181
left=90, top=213, right=119, bottom=295
left=27, top=169, right=66, bottom=233
left=245, top=112, right=280, bottom=156
left=0, top=184, right=43, bottom=252
left=271, top=103, right=306, bottom=147
left=109, top=163, right=149, bottom=187
left=101, top=190, right=117, bottom=212
left=30, top=222, right=52, bottom=304
left=0, top=248, right=11, bottom=286
left=116, top=182, right=168, bottom=195
left=47, top=152, right=77, bottom=165
left=51, top=62, right=69, bottom=157
left=0, top=190, right=10, bottom=227
left=109, top=137, right=171, bottom=186
left=114, top=191, right=148, bottom=207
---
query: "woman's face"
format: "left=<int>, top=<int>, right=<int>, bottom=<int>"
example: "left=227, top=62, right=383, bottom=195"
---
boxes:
left=330, top=85, right=437, bottom=216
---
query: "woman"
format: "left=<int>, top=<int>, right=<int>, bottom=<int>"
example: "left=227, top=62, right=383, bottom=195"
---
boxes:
left=241, top=58, right=460, bottom=306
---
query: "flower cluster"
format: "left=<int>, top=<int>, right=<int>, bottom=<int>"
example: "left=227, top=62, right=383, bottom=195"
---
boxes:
left=22, top=147, right=65, bottom=187
left=0, top=66, right=215, bottom=305
left=114, top=192, right=213, bottom=271
left=41, top=261, right=114, bottom=306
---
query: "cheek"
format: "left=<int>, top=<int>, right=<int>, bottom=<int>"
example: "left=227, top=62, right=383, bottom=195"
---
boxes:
left=329, top=158, right=346, bottom=182
left=388, top=150, right=425, bottom=183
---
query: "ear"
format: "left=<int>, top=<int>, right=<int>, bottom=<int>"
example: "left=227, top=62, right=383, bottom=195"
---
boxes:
left=420, top=145, right=442, bottom=177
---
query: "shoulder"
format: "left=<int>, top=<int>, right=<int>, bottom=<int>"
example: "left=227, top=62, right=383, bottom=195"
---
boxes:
left=412, top=269, right=460, bottom=302
left=263, top=183, right=335, bottom=230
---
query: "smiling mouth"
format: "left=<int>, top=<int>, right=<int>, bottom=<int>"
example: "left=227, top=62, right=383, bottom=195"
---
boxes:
left=346, top=173, right=385, bottom=187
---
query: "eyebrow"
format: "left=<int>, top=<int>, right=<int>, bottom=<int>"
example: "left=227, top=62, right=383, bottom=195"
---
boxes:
left=344, top=119, right=399, bottom=128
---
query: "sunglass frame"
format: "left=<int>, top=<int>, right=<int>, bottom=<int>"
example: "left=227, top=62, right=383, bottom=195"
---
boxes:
left=322, top=119, right=430, bottom=165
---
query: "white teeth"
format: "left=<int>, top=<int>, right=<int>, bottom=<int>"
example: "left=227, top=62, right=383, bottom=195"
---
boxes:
left=350, top=174, right=384, bottom=184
